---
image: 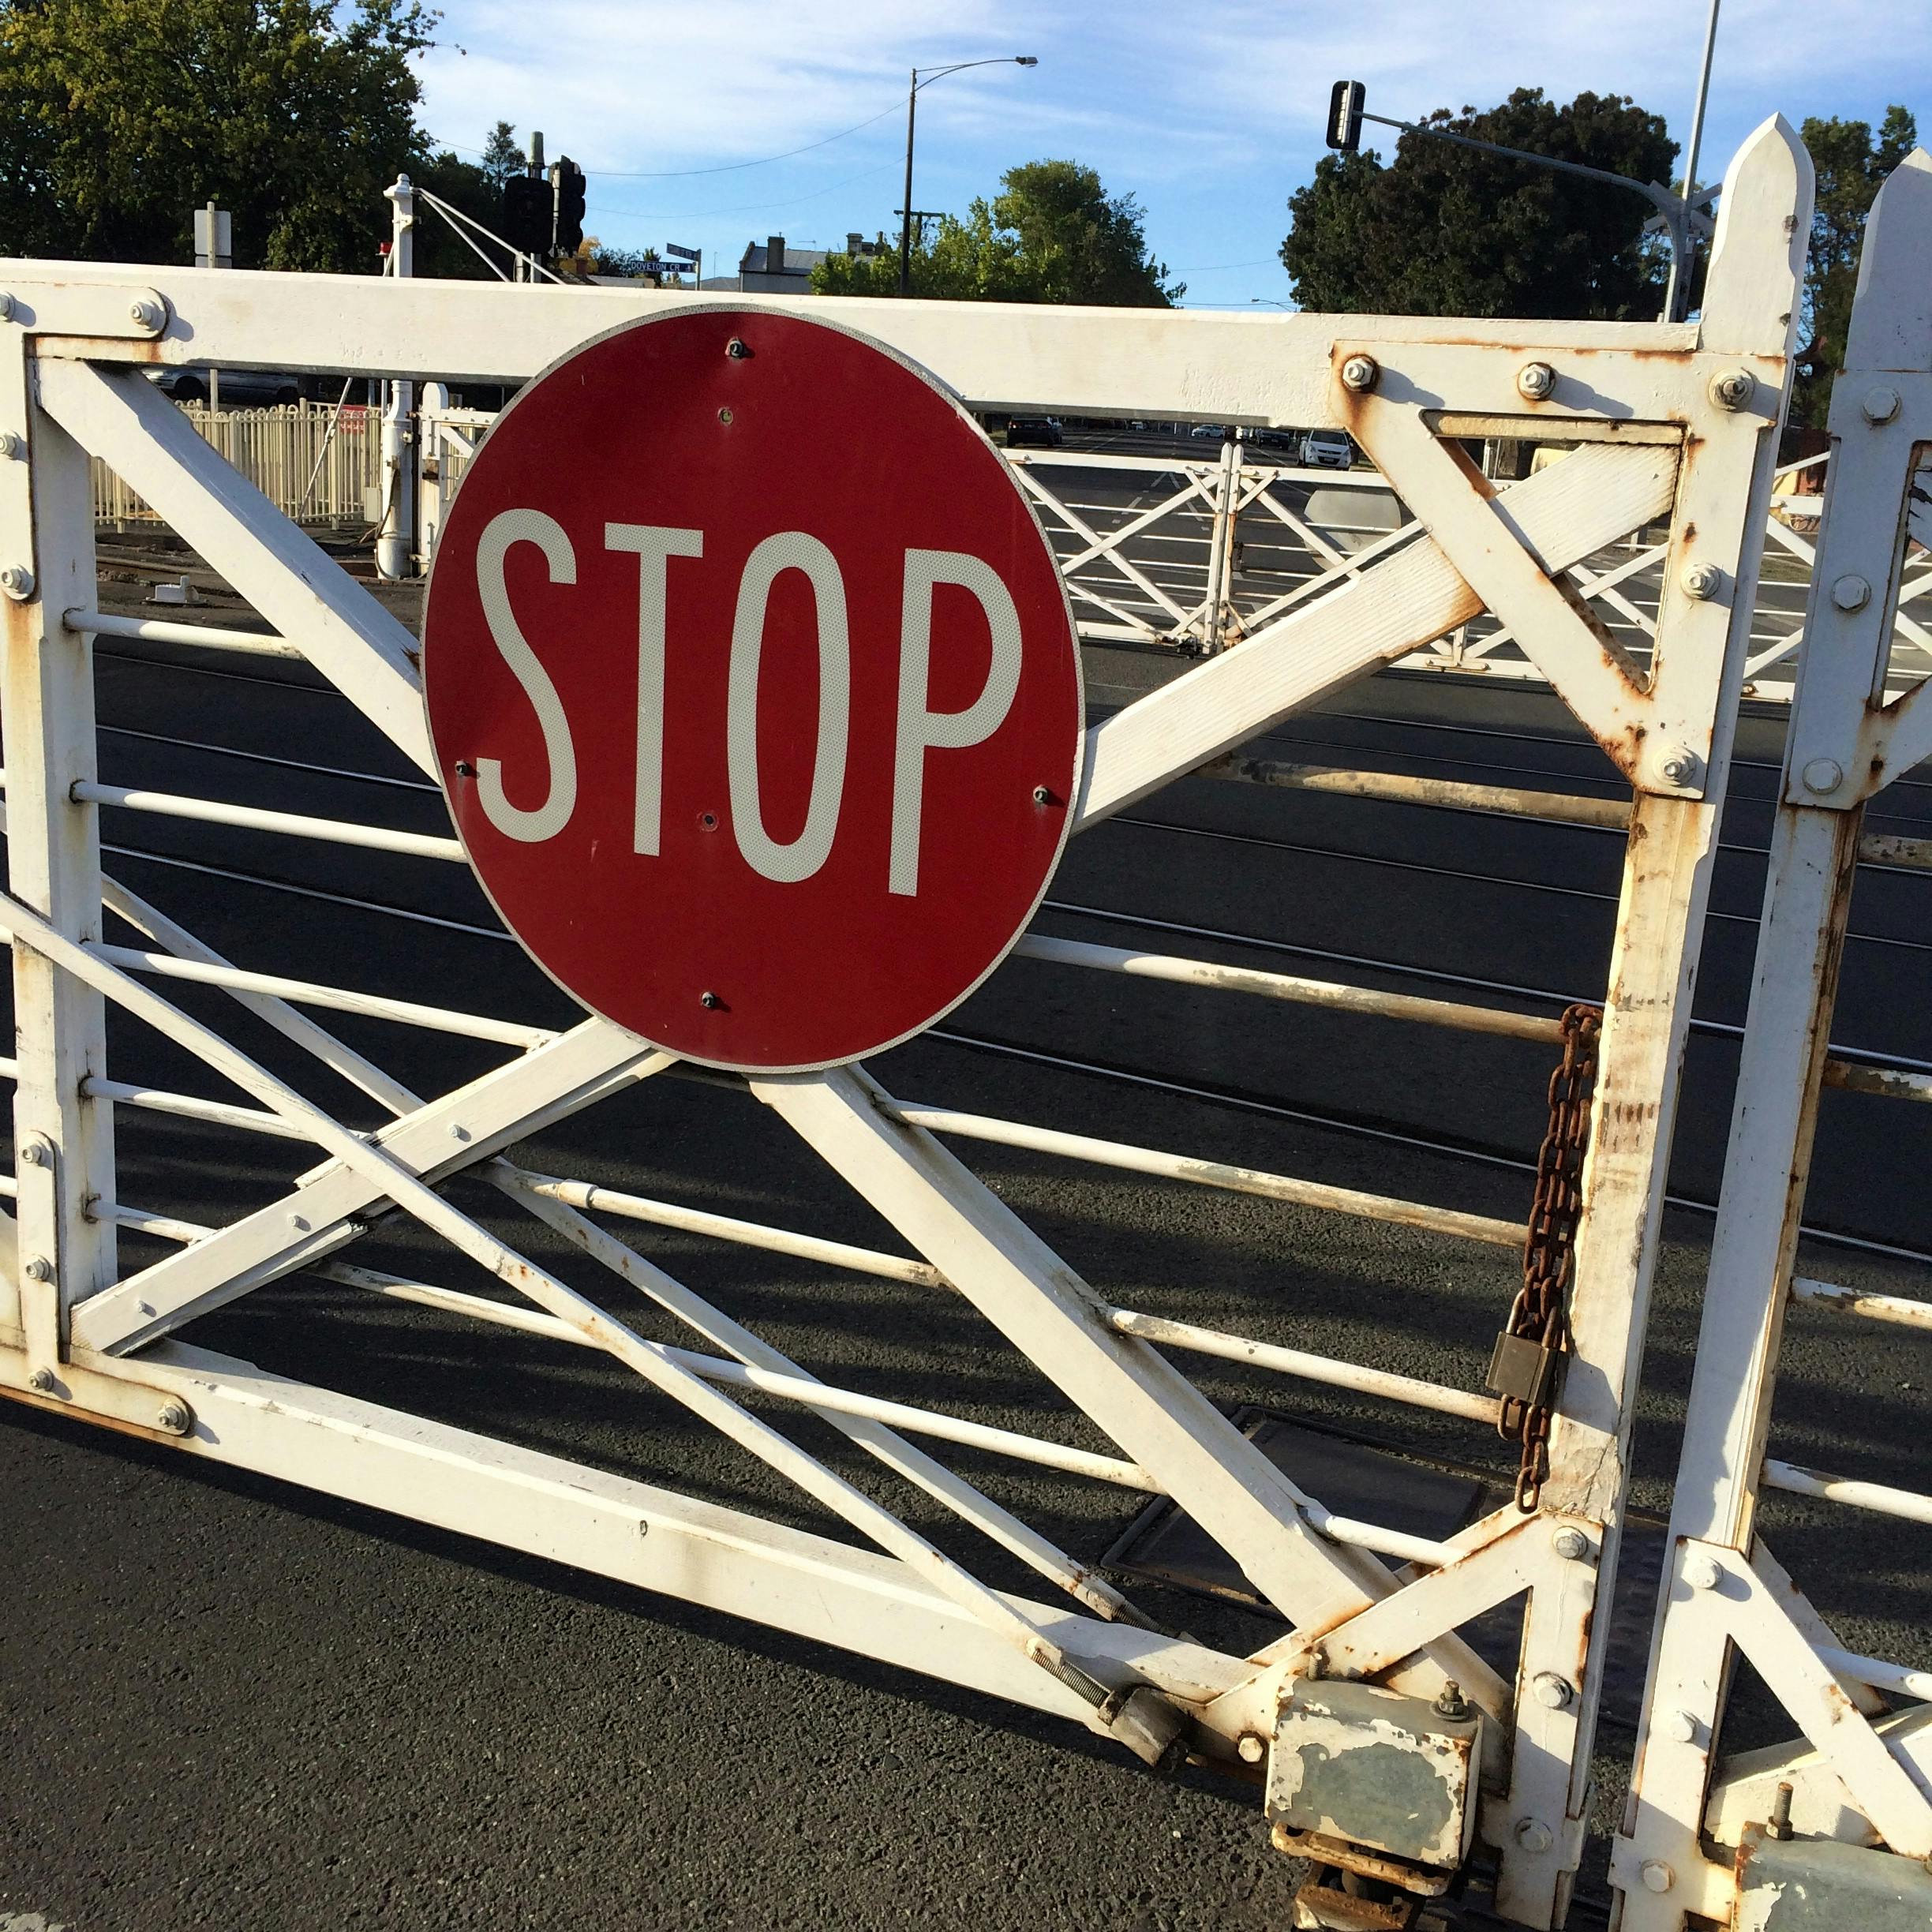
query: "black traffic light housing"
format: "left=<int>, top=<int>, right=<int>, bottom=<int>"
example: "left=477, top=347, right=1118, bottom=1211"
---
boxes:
left=551, top=158, right=587, bottom=255
left=502, top=174, right=552, bottom=257
left=1327, top=80, right=1365, bottom=152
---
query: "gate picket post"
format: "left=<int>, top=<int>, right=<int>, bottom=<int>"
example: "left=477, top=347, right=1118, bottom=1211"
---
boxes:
left=0, top=338, right=118, bottom=1372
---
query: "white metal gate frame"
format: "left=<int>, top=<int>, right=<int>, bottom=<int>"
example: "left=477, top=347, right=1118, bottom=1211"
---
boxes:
left=1612, top=148, right=1932, bottom=1930
left=0, top=119, right=1812, bottom=1927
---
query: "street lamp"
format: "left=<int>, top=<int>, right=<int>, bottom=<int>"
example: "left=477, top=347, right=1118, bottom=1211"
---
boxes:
left=899, top=55, right=1039, bottom=297
left=1249, top=298, right=1292, bottom=309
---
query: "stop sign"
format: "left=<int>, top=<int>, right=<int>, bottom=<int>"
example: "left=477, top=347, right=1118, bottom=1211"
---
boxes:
left=421, top=309, right=1083, bottom=1073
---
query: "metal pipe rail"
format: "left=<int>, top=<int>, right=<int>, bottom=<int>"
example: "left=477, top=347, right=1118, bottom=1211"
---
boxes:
left=92, top=942, right=549, bottom=1049
left=1200, top=752, right=1932, bottom=871
left=1790, top=1276, right=1932, bottom=1331
left=1013, top=932, right=1561, bottom=1044
left=74, top=1194, right=1458, bottom=1571
left=1103, top=1308, right=1500, bottom=1426
left=37, top=1050, right=1507, bottom=1427
left=66, top=780, right=466, bottom=864
left=1760, top=1458, right=1932, bottom=1528
left=65, top=606, right=305, bottom=659
left=884, top=1099, right=1530, bottom=1249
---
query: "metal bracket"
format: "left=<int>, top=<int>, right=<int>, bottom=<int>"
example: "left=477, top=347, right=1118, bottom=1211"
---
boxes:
left=0, top=274, right=172, bottom=342
left=0, top=1340, right=195, bottom=1436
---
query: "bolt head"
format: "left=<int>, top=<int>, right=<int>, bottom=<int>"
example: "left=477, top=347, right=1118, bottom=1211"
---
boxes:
left=128, top=297, right=164, bottom=331
left=28, top=1366, right=54, bottom=1392
left=1339, top=354, right=1378, bottom=393
left=1710, top=367, right=1756, bottom=410
left=24, top=1256, right=53, bottom=1282
left=155, top=1400, right=191, bottom=1433
left=717, top=405, right=734, bottom=425
left=1658, top=744, right=1701, bottom=787
left=0, top=293, right=13, bottom=322
left=1641, top=1860, right=1676, bottom=1894
left=699, top=990, right=722, bottom=1009
left=1517, top=361, right=1556, bottom=401
left=725, top=338, right=751, bottom=360
left=288, top=1212, right=311, bottom=1234
left=0, top=563, right=36, bottom=601
left=1681, top=560, right=1722, bottom=601
left=447, top=1123, right=471, bottom=1143
left=0, top=431, right=21, bottom=461
left=1863, top=385, right=1902, bottom=425
left=1684, top=1552, right=1723, bottom=1592
left=19, top=1140, right=48, bottom=1167
left=1800, top=757, right=1844, bottom=796
left=1552, top=1526, right=1590, bottom=1561
left=1830, top=574, right=1872, bottom=613
left=1533, top=1672, right=1575, bottom=1710
left=1236, top=1731, right=1267, bottom=1765
left=1662, top=1708, right=1698, bottom=1743
left=1515, top=1818, right=1554, bottom=1855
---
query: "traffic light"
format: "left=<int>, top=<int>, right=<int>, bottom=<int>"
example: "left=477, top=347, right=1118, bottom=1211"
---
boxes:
left=1327, top=80, right=1365, bottom=152
left=551, top=158, right=587, bottom=256
left=503, top=174, right=552, bottom=257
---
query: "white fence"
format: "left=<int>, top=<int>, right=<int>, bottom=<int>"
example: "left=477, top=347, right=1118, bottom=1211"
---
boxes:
left=92, top=397, right=383, bottom=528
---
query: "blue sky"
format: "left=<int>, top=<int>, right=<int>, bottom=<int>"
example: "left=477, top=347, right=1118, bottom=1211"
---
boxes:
left=413, top=1, right=1929, bottom=308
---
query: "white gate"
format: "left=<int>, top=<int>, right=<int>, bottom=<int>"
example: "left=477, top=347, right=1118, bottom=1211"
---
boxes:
left=0, top=119, right=1818, bottom=1928
left=1613, top=148, right=1932, bottom=1929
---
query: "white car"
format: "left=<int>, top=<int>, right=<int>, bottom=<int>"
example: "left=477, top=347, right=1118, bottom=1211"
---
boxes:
left=1301, top=429, right=1354, bottom=470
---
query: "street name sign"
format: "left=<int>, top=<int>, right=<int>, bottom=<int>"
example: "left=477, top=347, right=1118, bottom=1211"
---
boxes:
left=422, top=309, right=1083, bottom=1073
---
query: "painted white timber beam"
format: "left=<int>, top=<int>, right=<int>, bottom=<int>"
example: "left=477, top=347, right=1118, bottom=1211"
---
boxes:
left=0, top=1336, right=1253, bottom=1738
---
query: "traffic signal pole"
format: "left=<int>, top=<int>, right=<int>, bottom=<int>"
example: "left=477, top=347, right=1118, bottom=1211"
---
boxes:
left=1326, top=82, right=1697, bottom=323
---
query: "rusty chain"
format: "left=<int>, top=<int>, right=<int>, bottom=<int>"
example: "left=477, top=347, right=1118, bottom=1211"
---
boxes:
left=1492, top=1002, right=1602, bottom=1511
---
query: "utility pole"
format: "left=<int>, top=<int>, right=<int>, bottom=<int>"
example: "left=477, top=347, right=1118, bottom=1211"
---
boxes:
left=376, top=175, right=416, bottom=581
left=193, top=202, right=232, bottom=411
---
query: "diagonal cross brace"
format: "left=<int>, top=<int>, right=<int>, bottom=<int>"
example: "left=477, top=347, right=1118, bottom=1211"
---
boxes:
left=69, top=1004, right=665, bottom=1354
left=33, top=358, right=433, bottom=775
left=755, top=1062, right=1507, bottom=1709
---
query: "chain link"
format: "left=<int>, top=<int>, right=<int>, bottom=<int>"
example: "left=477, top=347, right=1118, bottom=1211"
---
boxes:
left=1498, top=1002, right=1602, bottom=1511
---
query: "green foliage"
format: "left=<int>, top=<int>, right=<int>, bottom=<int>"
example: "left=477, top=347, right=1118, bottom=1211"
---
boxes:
left=1792, top=106, right=1918, bottom=427
left=0, top=0, right=440, bottom=271
left=1279, top=88, right=1676, bottom=320
left=813, top=159, right=1180, bottom=305
left=479, top=119, right=524, bottom=196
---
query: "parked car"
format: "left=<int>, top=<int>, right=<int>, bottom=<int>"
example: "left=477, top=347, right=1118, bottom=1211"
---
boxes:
left=1005, top=416, right=1063, bottom=448
left=148, top=367, right=301, bottom=408
left=1189, top=421, right=1230, bottom=440
left=1300, top=429, right=1355, bottom=470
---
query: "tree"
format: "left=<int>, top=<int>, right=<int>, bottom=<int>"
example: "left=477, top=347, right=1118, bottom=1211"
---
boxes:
left=1279, top=89, right=1676, bottom=320
left=1791, top=107, right=1918, bottom=426
left=479, top=119, right=524, bottom=196
left=813, top=159, right=1181, bottom=305
left=0, top=0, right=438, bottom=271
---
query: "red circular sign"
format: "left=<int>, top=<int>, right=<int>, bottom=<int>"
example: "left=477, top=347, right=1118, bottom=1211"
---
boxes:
left=421, top=309, right=1083, bottom=1073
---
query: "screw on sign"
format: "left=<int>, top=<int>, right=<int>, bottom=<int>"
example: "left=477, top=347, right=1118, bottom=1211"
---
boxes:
left=422, top=309, right=1084, bottom=1073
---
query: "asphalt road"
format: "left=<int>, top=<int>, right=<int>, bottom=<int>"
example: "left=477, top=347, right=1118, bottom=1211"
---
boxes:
left=4, top=549, right=1932, bottom=1932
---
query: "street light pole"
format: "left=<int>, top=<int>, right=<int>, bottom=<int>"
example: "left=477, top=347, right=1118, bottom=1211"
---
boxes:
left=898, top=54, right=1038, bottom=297
left=1663, top=0, right=1723, bottom=322
left=899, top=68, right=919, bottom=298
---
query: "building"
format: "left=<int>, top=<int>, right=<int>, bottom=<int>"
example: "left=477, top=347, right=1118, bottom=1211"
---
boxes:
left=698, top=231, right=891, bottom=294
